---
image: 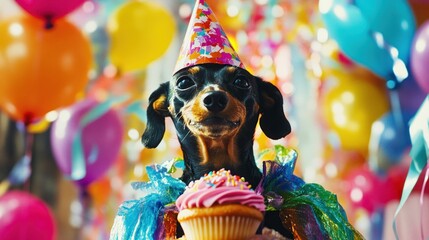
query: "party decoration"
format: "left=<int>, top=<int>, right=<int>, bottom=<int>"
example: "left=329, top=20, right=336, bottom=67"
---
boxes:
left=344, top=166, right=384, bottom=213
left=110, top=163, right=186, bottom=240
left=320, top=0, right=416, bottom=79
left=50, top=98, right=123, bottom=187
left=368, top=111, right=413, bottom=173
left=205, top=0, right=249, bottom=32
left=0, top=15, right=91, bottom=123
left=253, top=146, right=362, bottom=239
left=384, top=194, right=429, bottom=239
left=397, top=76, right=427, bottom=114
left=111, top=146, right=362, bottom=239
left=411, top=21, right=429, bottom=93
left=393, top=96, right=429, bottom=238
left=322, top=76, right=390, bottom=154
left=0, top=190, right=56, bottom=240
left=107, top=1, right=176, bottom=72
left=15, top=0, right=86, bottom=26
left=174, top=0, right=244, bottom=74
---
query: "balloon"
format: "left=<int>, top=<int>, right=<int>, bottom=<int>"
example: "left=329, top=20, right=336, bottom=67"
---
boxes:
left=0, top=191, right=56, bottom=240
left=322, top=76, right=390, bottom=154
left=323, top=148, right=366, bottom=179
left=397, top=76, right=427, bottom=114
left=320, top=0, right=416, bottom=79
left=368, top=111, right=413, bottom=173
left=107, top=1, right=176, bottom=72
left=15, top=0, right=86, bottom=23
left=411, top=20, right=429, bottom=93
left=0, top=15, right=91, bottom=123
left=88, top=176, right=112, bottom=209
left=205, top=0, right=248, bottom=32
left=51, top=99, right=123, bottom=187
left=345, top=166, right=384, bottom=213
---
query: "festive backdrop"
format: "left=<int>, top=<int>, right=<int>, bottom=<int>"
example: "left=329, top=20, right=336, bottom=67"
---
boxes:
left=0, top=0, right=428, bottom=239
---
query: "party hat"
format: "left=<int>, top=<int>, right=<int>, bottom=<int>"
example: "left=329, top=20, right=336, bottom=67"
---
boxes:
left=173, top=0, right=244, bottom=74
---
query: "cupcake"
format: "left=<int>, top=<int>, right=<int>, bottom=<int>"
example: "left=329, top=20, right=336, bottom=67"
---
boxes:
left=176, top=169, right=265, bottom=240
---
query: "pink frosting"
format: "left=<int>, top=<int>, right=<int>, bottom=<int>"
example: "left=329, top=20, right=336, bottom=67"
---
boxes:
left=176, top=169, right=265, bottom=211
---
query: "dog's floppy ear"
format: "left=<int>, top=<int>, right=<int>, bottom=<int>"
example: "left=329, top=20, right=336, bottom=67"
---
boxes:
left=256, top=77, right=291, bottom=139
left=141, top=82, right=170, bottom=148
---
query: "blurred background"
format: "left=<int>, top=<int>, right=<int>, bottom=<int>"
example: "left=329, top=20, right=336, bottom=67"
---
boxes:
left=0, top=0, right=429, bottom=239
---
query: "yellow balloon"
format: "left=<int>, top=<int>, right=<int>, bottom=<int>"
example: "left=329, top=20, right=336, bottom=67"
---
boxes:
left=107, top=1, right=176, bottom=72
left=322, top=75, right=390, bottom=155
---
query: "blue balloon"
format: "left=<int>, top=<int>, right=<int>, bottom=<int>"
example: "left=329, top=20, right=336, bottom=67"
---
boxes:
left=320, top=0, right=416, bottom=79
left=369, top=110, right=413, bottom=173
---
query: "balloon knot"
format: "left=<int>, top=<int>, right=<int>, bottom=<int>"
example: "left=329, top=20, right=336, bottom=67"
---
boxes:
left=44, top=16, right=54, bottom=30
left=23, top=113, right=34, bottom=127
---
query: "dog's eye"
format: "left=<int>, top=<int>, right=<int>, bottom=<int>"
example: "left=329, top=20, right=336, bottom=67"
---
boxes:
left=233, top=78, right=250, bottom=89
left=176, top=77, right=195, bottom=90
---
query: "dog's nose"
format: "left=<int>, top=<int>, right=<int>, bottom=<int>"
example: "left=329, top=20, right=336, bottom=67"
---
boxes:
left=202, top=91, right=228, bottom=112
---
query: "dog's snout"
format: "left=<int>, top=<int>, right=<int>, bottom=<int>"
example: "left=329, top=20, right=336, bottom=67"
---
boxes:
left=202, top=91, right=228, bottom=112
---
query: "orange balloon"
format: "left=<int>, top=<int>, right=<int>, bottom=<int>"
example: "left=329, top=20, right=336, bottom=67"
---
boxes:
left=322, top=76, right=390, bottom=155
left=206, top=0, right=246, bottom=32
left=88, top=177, right=112, bottom=208
left=0, top=15, right=91, bottom=123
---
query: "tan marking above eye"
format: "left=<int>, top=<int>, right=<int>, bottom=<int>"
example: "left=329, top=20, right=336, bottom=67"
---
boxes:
left=227, top=66, right=236, bottom=73
left=188, top=66, right=200, bottom=74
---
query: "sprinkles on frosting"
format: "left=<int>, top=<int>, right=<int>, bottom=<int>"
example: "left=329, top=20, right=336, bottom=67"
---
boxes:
left=188, top=169, right=252, bottom=191
left=176, top=168, right=265, bottom=211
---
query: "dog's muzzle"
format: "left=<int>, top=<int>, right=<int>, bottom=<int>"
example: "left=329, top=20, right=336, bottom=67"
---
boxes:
left=183, top=90, right=244, bottom=138
left=202, top=91, right=228, bottom=113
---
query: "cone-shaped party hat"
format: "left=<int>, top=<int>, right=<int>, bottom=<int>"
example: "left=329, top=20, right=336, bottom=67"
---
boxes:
left=174, top=0, right=245, bottom=74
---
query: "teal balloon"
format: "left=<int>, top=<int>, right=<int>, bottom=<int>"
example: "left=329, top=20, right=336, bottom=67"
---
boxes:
left=320, top=0, right=416, bottom=78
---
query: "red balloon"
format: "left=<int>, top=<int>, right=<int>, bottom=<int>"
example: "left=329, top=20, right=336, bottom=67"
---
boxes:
left=0, top=191, right=56, bottom=240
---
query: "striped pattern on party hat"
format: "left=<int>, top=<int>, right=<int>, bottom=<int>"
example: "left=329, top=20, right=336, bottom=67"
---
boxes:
left=173, top=0, right=245, bottom=74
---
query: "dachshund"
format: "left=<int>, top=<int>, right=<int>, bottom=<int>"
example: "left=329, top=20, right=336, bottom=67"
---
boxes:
left=141, top=63, right=291, bottom=188
left=141, top=63, right=292, bottom=237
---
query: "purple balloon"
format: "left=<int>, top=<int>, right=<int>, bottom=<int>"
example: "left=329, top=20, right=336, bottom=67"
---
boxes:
left=411, top=20, right=429, bottom=93
left=0, top=191, right=56, bottom=240
left=15, top=0, right=86, bottom=20
left=398, top=76, right=427, bottom=114
left=51, top=99, right=123, bottom=187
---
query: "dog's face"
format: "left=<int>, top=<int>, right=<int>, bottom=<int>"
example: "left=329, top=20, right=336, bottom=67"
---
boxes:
left=170, top=64, right=256, bottom=140
left=141, top=63, right=290, bottom=183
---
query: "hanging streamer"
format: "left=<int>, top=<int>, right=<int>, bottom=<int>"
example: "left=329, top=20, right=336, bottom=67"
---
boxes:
left=70, top=95, right=129, bottom=181
left=419, top=165, right=429, bottom=239
left=393, top=95, right=429, bottom=239
left=124, top=100, right=147, bottom=123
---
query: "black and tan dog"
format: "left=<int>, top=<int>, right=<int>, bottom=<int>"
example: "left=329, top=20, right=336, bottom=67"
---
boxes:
left=141, top=63, right=292, bottom=237
left=141, top=63, right=290, bottom=188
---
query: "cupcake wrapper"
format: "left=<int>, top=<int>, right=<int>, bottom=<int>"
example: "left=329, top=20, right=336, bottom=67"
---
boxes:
left=180, top=215, right=261, bottom=240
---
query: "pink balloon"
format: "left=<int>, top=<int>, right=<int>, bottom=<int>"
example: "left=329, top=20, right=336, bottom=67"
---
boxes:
left=15, top=0, right=86, bottom=21
left=50, top=99, right=123, bottom=187
left=0, top=191, right=56, bottom=240
left=411, top=20, right=429, bottom=93
left=345, top=166, right=384, bottom=213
